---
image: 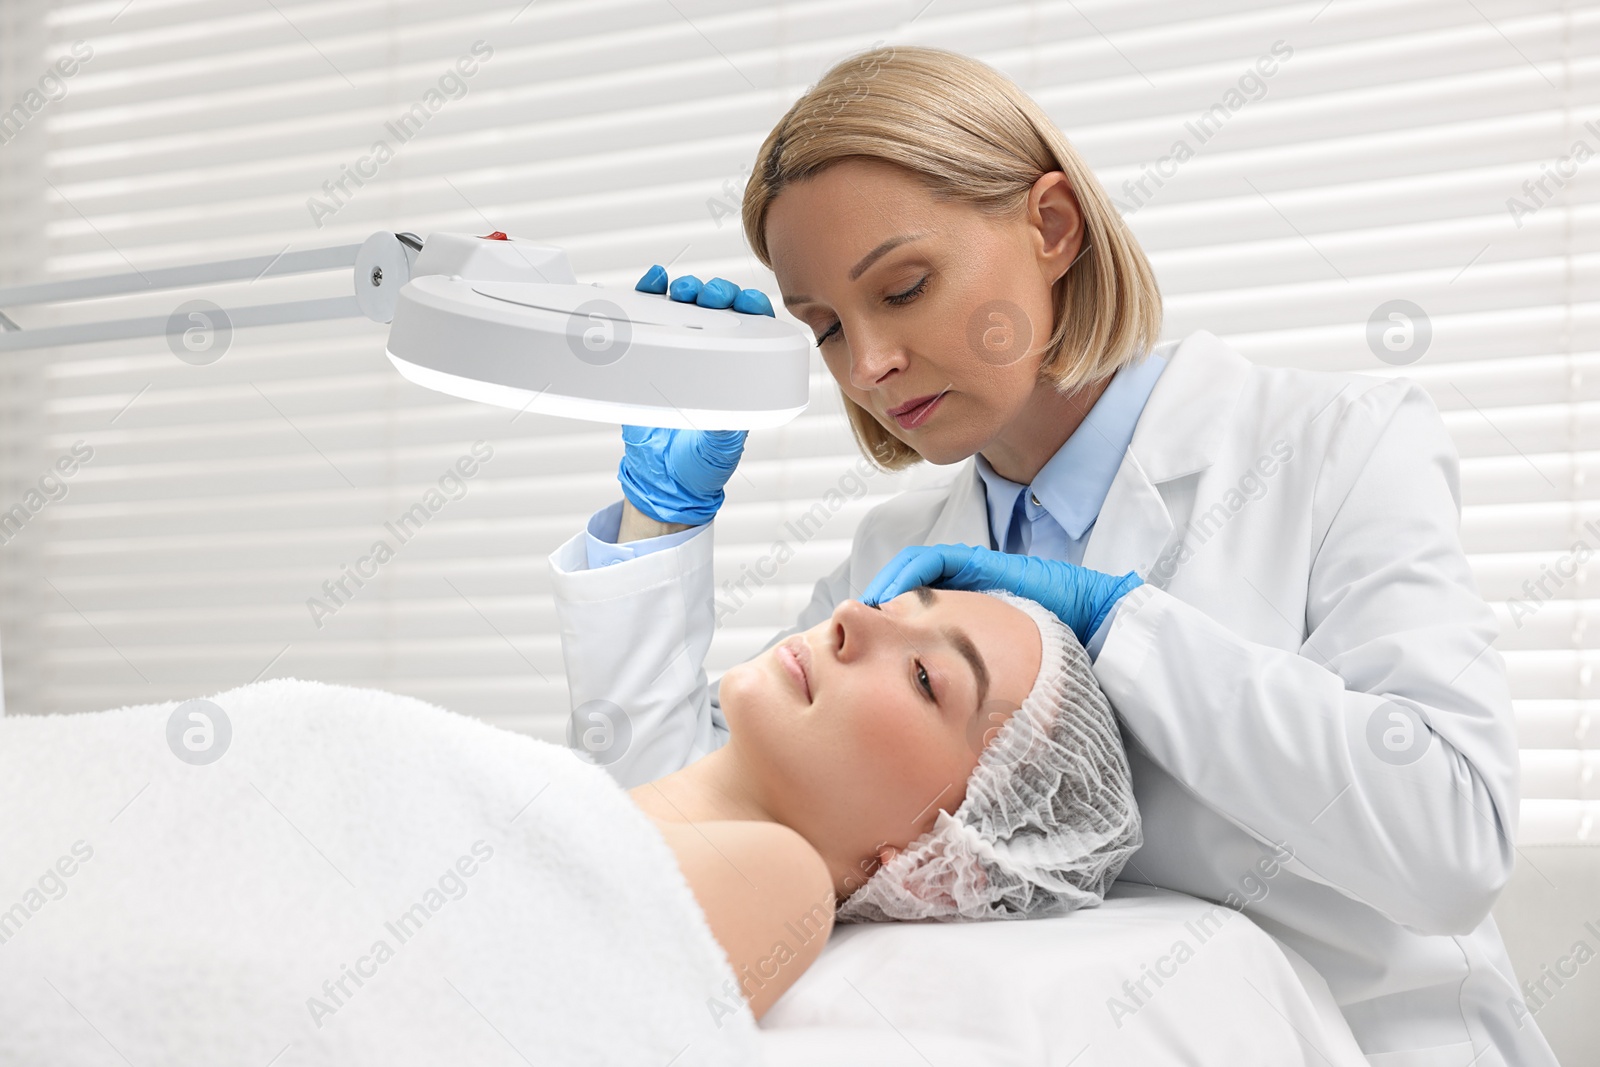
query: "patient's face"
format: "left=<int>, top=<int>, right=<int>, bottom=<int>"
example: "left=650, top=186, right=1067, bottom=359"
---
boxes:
left=719, top=587, right=1040, bottom=889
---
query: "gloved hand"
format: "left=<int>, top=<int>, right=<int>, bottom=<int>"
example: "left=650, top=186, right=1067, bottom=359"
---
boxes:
left=615, top=266, right=775, bottom=525
left=634, top=263, right=774, bottom=316
left=617, top=425, right=746, bottom=525
left=860, top=543, right=1144, bottom=645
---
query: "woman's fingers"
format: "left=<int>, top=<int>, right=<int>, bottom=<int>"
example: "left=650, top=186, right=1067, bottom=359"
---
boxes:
left=695, top=277, right=738, bottom=309
left=861, top=546, right=938, bottom=604
left=861, top=541, right=1141, bottom=641
left=635, top=265, right=774, bottom=316
left=936, top=546, right=1006, bottom=592
left=635, top=264, right=668, bottom=294
left=732, top=288, right=774, bottom=316
left=861, top=544, right=978, bottom=604
left=668, top=274, right=703, bottom=303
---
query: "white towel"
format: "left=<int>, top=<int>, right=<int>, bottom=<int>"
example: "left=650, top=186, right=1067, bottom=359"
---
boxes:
left=0, top=678, right=760, bottom=1066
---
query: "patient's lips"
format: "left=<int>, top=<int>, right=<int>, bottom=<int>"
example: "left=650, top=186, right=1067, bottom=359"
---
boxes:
left=777, top=637, right=812, bottom=703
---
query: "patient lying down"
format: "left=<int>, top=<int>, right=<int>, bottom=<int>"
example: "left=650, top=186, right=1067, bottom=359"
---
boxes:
left=628, top=588, right=1142, bottom=1018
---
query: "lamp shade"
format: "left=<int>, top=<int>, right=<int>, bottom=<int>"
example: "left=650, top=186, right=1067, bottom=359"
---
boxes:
left=380, top=232, right=811, bottom=430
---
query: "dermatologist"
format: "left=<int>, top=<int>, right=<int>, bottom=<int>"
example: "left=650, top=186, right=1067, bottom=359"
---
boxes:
left=545, top=46, right=1554, bottom=1067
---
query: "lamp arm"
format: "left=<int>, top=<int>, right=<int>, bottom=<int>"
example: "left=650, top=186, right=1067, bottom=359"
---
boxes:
left=0, top=232, right=427, bottom=352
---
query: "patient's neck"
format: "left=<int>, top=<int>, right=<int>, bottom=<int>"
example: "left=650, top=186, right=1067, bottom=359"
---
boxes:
left=629, top=743, right=773, bottom=825
left=629, top=743, right=861, bottom=901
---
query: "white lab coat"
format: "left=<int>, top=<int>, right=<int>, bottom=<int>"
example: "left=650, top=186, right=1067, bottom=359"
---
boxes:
left=547, top=329, right=1556, bottom=1066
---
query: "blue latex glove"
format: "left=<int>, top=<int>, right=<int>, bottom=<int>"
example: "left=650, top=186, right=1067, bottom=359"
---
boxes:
left=634, top=264, right=774, bottom=316
left=860, top=543, right=1143, bottom=645
left=615, top=266, right=774, bottom=525
left=617, top=425, right=746, bottom=525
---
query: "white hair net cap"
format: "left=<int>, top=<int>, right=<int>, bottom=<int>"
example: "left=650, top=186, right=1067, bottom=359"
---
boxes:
left=836, top=589, right=1141, bottom=923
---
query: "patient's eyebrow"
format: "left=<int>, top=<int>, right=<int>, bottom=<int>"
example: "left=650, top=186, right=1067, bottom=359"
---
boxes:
left=912, top=587, right=990, bottom=708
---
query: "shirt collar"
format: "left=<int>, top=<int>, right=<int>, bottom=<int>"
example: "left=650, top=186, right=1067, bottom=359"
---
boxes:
left=974, top=351, right=1167, bottom=547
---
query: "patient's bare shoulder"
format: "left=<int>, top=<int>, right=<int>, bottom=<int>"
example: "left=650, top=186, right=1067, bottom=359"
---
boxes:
left=650, top=817, right=836, bottom=1020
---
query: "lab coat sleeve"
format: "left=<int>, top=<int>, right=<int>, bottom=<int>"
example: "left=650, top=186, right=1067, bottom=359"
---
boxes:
left=1090, top=380, right=1518, bottom=938
left=549, top=514, right=724, bottom=789
left=548, top=516, right=855, bottom=789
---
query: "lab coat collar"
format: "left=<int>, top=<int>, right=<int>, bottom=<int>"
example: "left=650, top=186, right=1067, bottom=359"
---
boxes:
left=921, top=330, right=1252, bottom=580
left=925, top=457, right=994, bottom=549
left=973, top=348, right=1167, bottom=546
left=1127, top=329, right=1251, bottom=484
left=1084, top=329, right=1251, bottom=577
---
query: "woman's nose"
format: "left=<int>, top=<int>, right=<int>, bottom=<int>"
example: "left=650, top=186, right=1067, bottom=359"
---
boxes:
left=830, top=598, right=889, bottom=663
left=845, top=330, right=907, bottom=391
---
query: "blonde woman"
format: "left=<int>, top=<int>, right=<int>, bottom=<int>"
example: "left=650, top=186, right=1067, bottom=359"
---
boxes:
left=548, top=46, right=1553, bottom=1065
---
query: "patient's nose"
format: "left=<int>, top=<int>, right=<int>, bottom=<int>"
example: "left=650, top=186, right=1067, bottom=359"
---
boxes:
left=830, top=597, right=900, bottom=664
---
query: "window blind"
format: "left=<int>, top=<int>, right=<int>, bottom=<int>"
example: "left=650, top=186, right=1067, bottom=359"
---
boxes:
left=0, top=0, right=1591, bottom=846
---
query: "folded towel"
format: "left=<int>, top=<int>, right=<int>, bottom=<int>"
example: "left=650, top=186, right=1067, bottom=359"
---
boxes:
left=0, top=678, right=759, bottom=1066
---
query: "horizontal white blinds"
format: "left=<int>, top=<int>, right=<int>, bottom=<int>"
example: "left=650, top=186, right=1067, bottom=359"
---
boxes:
left=0, top=0, right=1592, bottom=844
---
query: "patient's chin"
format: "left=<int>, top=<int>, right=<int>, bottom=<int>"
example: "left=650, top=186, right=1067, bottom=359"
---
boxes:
left=713, top=659, right=771, bottom=734
left=715, top=655, right=816, bottom=789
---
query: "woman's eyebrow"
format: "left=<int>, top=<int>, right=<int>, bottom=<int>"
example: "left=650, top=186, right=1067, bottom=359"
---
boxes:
left=946, top=627, right=990, bottom=709
left=912, top=587, right=990, bottom=707
left=782, top=233, right=927, bottom=308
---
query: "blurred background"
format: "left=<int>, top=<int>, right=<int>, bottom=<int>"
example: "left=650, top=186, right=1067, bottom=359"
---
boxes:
left=0, top=0, right=1593, bottom=876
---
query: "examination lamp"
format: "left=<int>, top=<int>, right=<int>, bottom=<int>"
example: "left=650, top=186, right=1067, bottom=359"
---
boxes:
left=0, top=231, right=812, bottom=430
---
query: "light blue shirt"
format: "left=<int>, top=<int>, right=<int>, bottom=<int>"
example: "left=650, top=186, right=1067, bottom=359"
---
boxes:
left=583, top=499, right=702, bottom=568
left=584, top=351, right=1167, bottom=659
left=973, top=351, right=1166, bottom=657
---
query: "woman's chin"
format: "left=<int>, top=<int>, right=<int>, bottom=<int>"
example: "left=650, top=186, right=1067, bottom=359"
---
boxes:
left=717, top=658, right=814, bottom=801
left=884, top=418, right=986, bottom=467
left=717, top=659, right=781, bottom=729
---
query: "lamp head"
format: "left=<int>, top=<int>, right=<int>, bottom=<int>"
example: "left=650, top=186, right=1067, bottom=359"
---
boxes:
left=358, top=231, right=811, bottom=430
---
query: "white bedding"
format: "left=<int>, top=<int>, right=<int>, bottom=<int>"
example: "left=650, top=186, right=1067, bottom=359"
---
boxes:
left=0, top=679, right=758, bottom=1066
left=1, top=677, right=1368, bottom=1066
left=761, top=881, right=1369, bottom=1067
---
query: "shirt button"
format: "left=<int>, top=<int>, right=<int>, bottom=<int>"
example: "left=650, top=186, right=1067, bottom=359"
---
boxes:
left=1029, top=492, right=1041, bottom=506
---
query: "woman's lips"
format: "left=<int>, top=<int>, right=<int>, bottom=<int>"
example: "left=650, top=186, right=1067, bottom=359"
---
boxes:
left=777, top=639, right=812, bottom=703
left=888, top=389, right=947, bottom=430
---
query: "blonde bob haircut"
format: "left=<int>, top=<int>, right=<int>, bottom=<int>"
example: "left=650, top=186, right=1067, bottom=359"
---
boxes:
left=741, top=45, right=1163, bottom=471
